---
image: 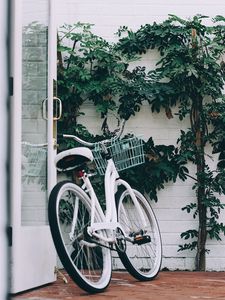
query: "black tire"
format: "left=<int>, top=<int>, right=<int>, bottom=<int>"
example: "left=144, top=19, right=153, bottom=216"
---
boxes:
left=116, top=187, right=162, bottom=281
left=48, top=181, right=112, bottom=293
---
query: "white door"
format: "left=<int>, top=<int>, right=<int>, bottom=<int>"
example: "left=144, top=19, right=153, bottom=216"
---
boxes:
left=10, top=0, right=57, bottom=293
left=0, top=0, right=9, bottom=299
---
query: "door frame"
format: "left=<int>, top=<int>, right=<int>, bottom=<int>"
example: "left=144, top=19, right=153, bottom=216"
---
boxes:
left=48, top=0, right=57, bottom=193
left=10, top=0, right=57, bottom=293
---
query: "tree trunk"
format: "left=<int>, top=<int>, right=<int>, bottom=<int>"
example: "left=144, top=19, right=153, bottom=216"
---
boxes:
left=192, top=96, right=207, bottom=271
left=195, top=154, right=207, bottom=271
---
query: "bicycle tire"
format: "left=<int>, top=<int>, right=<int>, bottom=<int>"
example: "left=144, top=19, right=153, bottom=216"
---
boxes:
left=116, top=187, right=162, bottom=281
left=48, top=181, right=112, bottom=293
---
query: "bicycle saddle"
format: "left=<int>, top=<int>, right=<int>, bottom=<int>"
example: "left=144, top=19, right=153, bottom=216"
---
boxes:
left=55, top=147, right=93, bottom=171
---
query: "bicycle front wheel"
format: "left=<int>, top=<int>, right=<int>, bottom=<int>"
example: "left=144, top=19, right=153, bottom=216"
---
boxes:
left=48, top=181, right=112, bottom=293
left=116, top=188, right=162, bottom=281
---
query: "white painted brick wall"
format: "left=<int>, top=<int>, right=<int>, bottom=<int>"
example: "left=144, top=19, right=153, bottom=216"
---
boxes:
left=56, top=0, right=225, bottom=271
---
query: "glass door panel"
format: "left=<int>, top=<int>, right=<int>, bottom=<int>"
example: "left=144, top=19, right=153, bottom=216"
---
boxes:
left=21, top=0, right=48, bottom=226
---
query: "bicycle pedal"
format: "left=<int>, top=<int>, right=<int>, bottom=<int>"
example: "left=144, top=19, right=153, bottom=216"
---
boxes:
left=133, top=235, right=151, bottom=245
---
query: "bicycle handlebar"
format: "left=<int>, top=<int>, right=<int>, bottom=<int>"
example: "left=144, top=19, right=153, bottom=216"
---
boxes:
left=63, top=134, right=95, bottom=148
left=61, top=120, right=126, bottom=148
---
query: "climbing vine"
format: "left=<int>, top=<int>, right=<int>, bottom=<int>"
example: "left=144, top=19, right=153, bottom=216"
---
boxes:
left=57, top=16, right=225, bottom=271
left=57, top=22, right=187, bottom=201
left=116, top=14, right=225, bottom=270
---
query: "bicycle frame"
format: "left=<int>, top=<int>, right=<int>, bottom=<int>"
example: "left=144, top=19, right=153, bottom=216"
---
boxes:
left=78, top=156, right=148, bottom=245
left=49, top=133, right=162, bottom=292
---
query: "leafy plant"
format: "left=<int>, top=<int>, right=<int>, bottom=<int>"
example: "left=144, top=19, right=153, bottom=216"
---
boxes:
left=57, top=22, right=148, bottom=144
left=57, top=22, right=186, bottom=201
left=57, top=16, right=225, bottom=271
left=121, top=137, right=188, bottom=202
left=116, top=14, right=225, bottom=270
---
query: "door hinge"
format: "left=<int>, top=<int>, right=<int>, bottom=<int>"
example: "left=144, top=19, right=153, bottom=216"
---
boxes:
left=7, top=226, right=12, bottom=247
left=9, top=77, right=13, bottom=96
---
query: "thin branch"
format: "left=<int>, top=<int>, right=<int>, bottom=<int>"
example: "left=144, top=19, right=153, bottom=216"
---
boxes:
left=67, top=39, right=77, bottom=70
left=58, top=25, right=78, bottom=42
left=185, top=173, right=198, bottom=182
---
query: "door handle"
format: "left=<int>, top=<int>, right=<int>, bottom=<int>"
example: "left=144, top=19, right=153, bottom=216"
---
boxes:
left=53, top=97, right=62, bottom=120
left=42, top=97, right=62, bottom=120
left=42, top=97, right=48, bottom=120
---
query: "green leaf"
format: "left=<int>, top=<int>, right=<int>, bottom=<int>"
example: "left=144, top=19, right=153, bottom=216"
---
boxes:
left=217, top=160, right=225, bottom=168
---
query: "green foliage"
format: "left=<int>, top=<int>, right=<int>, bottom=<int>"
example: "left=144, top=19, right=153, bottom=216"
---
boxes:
left=178, top=241, right=198, bottom=252
left=57, top=22, right=121, bottom=135
left=182, top=203, right=197, bottom=217
left=207, top=101, right=225, bottom=169
left=116, top=15, right=225, bottom=116
left=58, top=16, right=225, bottom=271
left=116, top=14, right=225, bottom=270
left=120, top=137, right=188, bottom=201
left=59, top=199, right=74, bottom=224
left=181, top=229, right=198, bottom=240
left=57, top=22, right=184, bottom=202
left=57, top=22, right=153, bottom=134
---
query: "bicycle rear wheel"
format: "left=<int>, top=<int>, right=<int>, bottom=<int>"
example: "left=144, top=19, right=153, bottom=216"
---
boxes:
left=116, top=188, right=162, bottom=281
left=48, top=181, right=112, bottom=293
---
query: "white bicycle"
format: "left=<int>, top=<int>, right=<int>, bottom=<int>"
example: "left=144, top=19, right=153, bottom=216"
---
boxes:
left=48, top=132, right=162, bottom=293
